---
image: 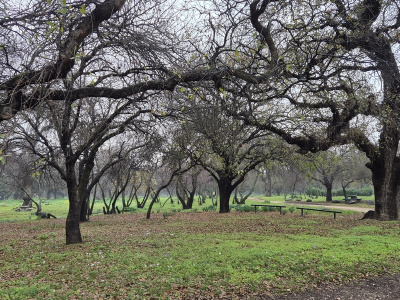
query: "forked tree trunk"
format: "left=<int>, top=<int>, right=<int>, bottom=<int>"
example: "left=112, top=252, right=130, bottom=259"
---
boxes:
left=342, top=186, right=347, bottom=199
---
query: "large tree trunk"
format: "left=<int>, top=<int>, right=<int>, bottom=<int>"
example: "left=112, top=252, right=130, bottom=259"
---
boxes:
left=369, top=158, right=400, bottom=220
left=366, top=37, right=400, bottom=220
left=65, top=187, right=83, bottom=244
left=324, top=182, right=333, bottom=202
left=65, top=161, right=84, bottom=244
left=218, top=178, right=234, bottom=213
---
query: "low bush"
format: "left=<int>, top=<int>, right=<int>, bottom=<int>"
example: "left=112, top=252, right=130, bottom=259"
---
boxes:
left=305, top=187, right=325, bottom=197
left=122, top=207, right=136, bottom=213
left=202, top=205, right=217, bottom=212
left=333, top=187, right=374, bottom=197
left=261, top=206, right=278, bottom=212
left=233, top=205, right=253, bottom=212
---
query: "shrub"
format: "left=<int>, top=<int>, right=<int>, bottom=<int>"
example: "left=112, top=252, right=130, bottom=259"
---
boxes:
left=333, top=187, right=374, bottom=197
left=123, top=207, right=137, bottom=213
left=305, top=187, right=325, bottom=197
left=261, top=206, right=278, bottom=212
left=358, top=187, right=374, bottom=196
left=234, top=205, right=253, bottom=212
left=288, top=206, right=296, bottom=213
left=202, top=205, right=217, bottom=212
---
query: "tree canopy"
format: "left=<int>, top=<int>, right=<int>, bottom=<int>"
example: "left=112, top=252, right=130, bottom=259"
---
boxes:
left=1, top=0, right=399, bottom=244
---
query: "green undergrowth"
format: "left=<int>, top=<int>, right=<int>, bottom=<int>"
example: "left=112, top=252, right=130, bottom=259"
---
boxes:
left=0, top=212, right=399, bottom=299
left=253, top=195, right=375, bottom=203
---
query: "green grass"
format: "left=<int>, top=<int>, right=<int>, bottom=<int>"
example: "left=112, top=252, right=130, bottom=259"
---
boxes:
left=0, top=211, right=399, bottom=299
left=0, top=198, right=72, bottom=222
left=0, top=196, right=207, bottom=222
left=1, top=193, right=368, bottom=223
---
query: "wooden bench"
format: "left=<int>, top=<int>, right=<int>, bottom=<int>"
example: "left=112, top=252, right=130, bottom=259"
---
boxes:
left=296, top=207, right=342, bottom=219
left=251, top=204, right=286, bottom=214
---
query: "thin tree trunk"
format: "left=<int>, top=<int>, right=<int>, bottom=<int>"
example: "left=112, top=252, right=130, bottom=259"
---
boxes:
left=233, top=188, right=239, bottom=204
left=80, top=197, right=89, bottom=222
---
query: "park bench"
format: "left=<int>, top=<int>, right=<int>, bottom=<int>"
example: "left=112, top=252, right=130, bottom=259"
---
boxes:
left=251, top=204, right=286, bottom=214
left=296, top=207, right=342, bottom=219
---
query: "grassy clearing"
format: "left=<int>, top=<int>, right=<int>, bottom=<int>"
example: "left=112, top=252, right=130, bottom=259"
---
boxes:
left=0, top=197, right=183, bottom=222
left=1, top=194, right=363, bottom=223
left=0, top=210, right=399, bottom=299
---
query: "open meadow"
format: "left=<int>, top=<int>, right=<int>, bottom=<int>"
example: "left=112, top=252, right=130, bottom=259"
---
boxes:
left=1, top=196, right=399, bottom=299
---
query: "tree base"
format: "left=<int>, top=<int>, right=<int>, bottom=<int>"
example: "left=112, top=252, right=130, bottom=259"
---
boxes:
left=361, top=210, right=375, bottom=220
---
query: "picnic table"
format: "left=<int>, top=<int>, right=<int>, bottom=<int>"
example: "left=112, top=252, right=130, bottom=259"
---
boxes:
left=343, top=195, right=362, bottom=204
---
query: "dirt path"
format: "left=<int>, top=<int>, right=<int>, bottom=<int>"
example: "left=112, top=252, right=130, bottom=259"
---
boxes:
left=249, top=197, right=371, bottom=213
left=268, top=272, right=400, bottom=300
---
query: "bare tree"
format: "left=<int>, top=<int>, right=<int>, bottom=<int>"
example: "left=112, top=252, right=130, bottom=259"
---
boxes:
left=175, top=100, right=285, bottom=213
left=175, top=168, right=202, bottom=210
left=7, top=96, right=153, bottom=244
left=336, top=149, right=371, bottom=198
left=233, top=171, right=259, bottom=204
